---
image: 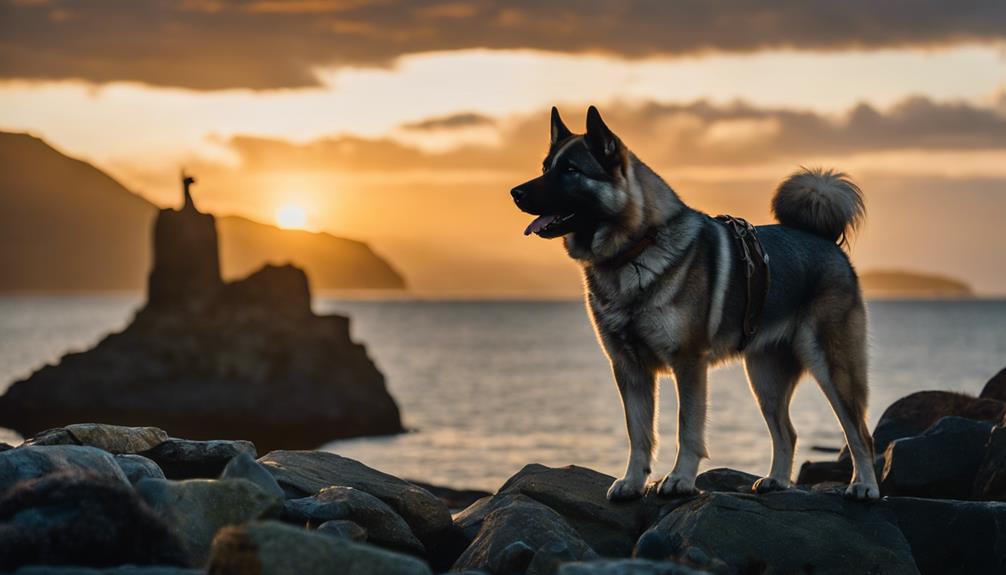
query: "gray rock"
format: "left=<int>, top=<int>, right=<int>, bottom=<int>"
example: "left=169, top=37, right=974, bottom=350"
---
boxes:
left=974, top=424, right=1006, bottom=500
left=496, top=464, right=660, bottom=557
left=136, top=477, right=282, bottom=565
left=316, top=519, right=367, bottom=542
left=881, top=416, right=993, bottom=499
left=885, top=496, right=1006, bottom=574
left=453, top=494, right=597, bottom=573
left=140, top=438, right=256, bottom=479
left=693, top=468, right=760, bottom=493
left=24, top=424, right=169, bottom=454
left=0, top=445, right=129, bottom=493
left=869, top=391, right=1004, bottom=456
left=14, top=568, right=200, bottom=575
left=639, top=490, right=919, bottom=575
left=558, top=559, right=712, bottom=574
left=116, top=454, right=166, bottom=484
left=259, top=450, right=451, bottom=546
left=208, top=520, right=432, bottom=575
left=220, top=451, right=283, bottom=499
left=0, top=471, right=188, bottom=571
left=284, top=485, right=424, bottom=555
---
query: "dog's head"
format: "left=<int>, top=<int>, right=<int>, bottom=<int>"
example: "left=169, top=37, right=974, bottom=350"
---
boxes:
left=511, top=106, right=675, bottom=261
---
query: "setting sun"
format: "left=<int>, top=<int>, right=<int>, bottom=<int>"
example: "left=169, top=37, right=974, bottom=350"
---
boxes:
left=276, top=203, right=307, bottom=230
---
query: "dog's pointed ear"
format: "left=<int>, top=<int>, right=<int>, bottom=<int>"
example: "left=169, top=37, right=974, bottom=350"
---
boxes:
left=585, top=106, right=623, bottom=170
left=550, top=106, right=572, bottom=146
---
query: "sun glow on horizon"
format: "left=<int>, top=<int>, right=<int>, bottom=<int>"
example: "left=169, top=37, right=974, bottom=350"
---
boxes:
left=276, top=203, right=308, bottom=230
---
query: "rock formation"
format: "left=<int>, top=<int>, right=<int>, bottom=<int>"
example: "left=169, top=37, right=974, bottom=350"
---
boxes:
left=0, top=176, right=403, bottom=451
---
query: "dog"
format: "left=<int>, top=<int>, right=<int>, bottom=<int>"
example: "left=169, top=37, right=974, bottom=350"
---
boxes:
left=510, top=106, right=879, bottom=501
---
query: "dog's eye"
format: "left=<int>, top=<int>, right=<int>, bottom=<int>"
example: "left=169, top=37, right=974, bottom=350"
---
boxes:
left=565, top=164, right=580, bottom=174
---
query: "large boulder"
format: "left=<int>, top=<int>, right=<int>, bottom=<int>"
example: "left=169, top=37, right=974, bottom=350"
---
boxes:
left=259, top=450, right=452, bottom=546
left=0, top=471, right=188, bottom=571
left=136, top=477, right=282, bottom=565
left=452, top=494, right=598, bottom=574
left=870, top=391, right=1005, bottom=455
left=139, top=438, right=256, bottom=479
left=885, top=496, right=1006, bottom=574
left=208, top=520, right=432, bottom=575
left=639, top=490, right=919, bottom=575
left=22, top=424, right=169, bottom=453
left=979, top=367, right=1006, bottom=402
left=0, top=198, right=402, bottom=452
left=0, top=445, right=129, bottom=493
left=880, top=416, right=993, bottom=499
left=283, top=486, right=425, bottom=555
left=496, top=464, right=660, bottom=557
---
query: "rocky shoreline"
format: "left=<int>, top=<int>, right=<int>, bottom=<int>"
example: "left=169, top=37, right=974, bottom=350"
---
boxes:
left=2, top=367, right=1006, bottom=574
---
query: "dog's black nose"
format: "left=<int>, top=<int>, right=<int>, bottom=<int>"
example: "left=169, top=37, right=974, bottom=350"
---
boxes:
left=511, top=187, right=526, bottom=204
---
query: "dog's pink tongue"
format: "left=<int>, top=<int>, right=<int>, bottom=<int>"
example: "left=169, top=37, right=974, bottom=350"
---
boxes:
left=524, top=214, right=558, bottom=236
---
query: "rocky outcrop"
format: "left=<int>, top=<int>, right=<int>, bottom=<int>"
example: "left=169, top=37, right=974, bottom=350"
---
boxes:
left=0, top=177, right=403, bottom=452
left=3, top=370, right=1006, bottom=574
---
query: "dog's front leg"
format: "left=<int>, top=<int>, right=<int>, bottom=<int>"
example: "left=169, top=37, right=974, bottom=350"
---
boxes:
left=657, top=357, right=709, bottom=497
left=607, top=356, right=658, bottom=502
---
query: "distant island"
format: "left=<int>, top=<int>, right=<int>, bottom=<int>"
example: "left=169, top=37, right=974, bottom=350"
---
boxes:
left=0, top=131, right=405, bottom=292
left=860, top=269, right=973, bottom=298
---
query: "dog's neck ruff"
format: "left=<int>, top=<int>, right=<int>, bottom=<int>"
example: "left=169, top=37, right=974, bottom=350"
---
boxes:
left=714, top=215, right=771, bottom=349
left=591, top=230, right=658, bottom=270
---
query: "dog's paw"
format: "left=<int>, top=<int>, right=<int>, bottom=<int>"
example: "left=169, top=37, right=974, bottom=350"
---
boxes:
left=656, top=474, right=698, bottom=498
left=607, top=477, right=646, bottom=502
left=844, top=482, right=880, bottom=501
left=752, top=476, right=791, bottom=494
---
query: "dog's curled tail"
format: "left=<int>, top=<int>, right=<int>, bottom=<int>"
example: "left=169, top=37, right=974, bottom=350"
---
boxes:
left=772, top=167, right=865, bottom=246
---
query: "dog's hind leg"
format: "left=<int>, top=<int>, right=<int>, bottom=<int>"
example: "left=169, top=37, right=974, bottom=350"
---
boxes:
left=797, top=304, right=879, bottom=500
left=745, top=347, right=802, bottom=493
left=607, top=357, right=659, bottom=502
left=657, top=357, right=709, bottom=497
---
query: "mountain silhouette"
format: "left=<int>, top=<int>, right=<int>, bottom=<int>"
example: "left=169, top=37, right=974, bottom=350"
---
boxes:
left=0, top=132, right=405, bottom=292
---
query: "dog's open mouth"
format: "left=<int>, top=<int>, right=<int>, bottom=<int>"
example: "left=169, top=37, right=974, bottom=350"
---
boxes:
left=524, top=212, right=577, bottom=238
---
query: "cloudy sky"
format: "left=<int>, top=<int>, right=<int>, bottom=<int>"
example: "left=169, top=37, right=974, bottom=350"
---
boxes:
left=2, top=0, right=1005, bottom=295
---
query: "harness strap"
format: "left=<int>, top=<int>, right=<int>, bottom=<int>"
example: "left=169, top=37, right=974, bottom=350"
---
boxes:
left=714, top=215, right=770, bottom=349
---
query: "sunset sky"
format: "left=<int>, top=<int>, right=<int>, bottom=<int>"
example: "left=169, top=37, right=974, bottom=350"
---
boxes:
left=1, top=0, right=1005, bottom=296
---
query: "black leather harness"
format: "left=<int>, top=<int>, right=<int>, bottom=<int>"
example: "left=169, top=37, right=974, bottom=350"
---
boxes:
left=715, top=215, right=770, bottom=349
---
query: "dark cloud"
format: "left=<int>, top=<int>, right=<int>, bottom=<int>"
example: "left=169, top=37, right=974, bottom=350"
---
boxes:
left=219, top=97, right=1006, bottom=173
left=1, top=0, right=1004, bottom=89
left=401, top=112, right=495, bottom=131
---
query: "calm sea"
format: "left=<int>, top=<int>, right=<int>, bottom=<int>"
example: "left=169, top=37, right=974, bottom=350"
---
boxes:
left=1, top=296, right=1004, bottom=490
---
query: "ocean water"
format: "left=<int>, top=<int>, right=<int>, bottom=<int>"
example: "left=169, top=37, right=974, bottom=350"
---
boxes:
left=1, top=296, right=1004, bottom=491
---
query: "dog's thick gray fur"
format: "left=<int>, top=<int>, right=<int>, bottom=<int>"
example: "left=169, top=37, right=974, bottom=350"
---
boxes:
left=511, top=106, right=879, bottom=501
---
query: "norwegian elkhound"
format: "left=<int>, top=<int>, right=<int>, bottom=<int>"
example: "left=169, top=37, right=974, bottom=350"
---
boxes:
left=510, top=106, right=878, bottom=501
